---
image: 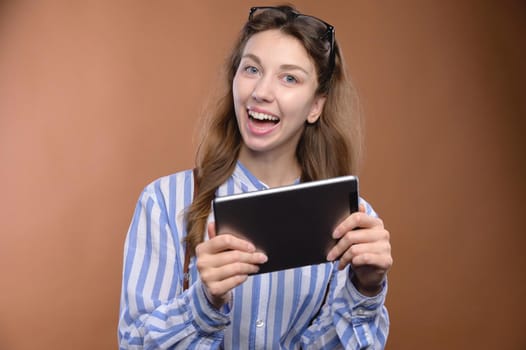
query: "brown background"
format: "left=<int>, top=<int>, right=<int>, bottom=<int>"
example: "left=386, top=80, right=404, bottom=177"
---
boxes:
left=1, top=1, right=525, bottom=349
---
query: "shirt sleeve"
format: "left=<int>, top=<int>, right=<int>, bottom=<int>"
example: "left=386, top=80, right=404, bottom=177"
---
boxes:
left=117, top=181, right=231, bottom=349
left=300, top=199, right=390, bottom=349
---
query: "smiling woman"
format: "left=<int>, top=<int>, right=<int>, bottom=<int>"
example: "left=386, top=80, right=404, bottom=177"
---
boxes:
left=1, top=1, right=524, bottom=349
left=118, top=5, right=392, bottom=350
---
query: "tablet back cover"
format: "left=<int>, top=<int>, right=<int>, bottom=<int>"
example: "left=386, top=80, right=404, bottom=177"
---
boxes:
left=212, top=175, right=358, bottom=274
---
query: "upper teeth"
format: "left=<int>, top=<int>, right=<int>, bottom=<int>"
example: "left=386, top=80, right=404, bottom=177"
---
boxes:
left=249, top=110, right=279, bottom=121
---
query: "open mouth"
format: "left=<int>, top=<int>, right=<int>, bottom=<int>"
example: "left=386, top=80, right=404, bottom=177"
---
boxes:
left=248, top=110, right=280, bottom=125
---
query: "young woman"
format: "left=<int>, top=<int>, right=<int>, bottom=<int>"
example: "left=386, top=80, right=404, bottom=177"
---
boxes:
left=119, top=6, right=392, bottom=349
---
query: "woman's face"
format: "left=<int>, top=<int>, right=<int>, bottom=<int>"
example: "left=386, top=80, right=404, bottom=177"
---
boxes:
left=233, top=29, right=326, bottom=161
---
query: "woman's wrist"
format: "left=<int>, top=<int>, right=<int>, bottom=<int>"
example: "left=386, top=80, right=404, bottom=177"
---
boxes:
left=202, top=285, right=231, bottom=310
left=351, top=274, right=383, bottom=297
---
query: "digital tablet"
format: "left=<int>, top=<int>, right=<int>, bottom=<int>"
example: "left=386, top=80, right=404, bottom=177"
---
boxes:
left=212, top=175, right=359, bottom=274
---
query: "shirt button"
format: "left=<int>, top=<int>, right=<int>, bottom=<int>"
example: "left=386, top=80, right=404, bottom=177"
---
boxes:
left=255, top=319, right=265, bottom=328
left=356, top=309, right=366, bottom=316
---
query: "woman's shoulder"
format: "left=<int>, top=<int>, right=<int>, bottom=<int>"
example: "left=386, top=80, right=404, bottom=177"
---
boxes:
left=139, top=168, right=195, bottom=199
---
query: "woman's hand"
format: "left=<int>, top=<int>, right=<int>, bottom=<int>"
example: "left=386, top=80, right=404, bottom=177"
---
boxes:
left=326, top=205, right=392, bottom=296
left=195, top=222, right=268, bottom=309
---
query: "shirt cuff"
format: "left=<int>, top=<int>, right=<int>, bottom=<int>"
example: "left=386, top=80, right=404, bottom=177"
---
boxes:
left=187, top=279, right=231, bottom=334
left=345, top=271, right=388, bottom=323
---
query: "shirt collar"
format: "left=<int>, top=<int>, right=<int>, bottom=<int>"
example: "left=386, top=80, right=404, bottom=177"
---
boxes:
left=232, top=161, right=300, bottom=192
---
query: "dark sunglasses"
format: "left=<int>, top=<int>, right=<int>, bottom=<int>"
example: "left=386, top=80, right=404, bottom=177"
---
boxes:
left=248, top=6, right=336, bottom=75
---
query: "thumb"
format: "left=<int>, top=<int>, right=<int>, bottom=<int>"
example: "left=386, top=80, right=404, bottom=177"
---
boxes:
left=359, top=203, right=366, bottom=213
left=208, top=222, right=217, bottom=239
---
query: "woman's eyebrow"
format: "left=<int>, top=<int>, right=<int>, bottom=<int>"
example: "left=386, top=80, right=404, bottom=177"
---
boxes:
left=241, top=53, right=261, bottom=64
left=241, top=53, right=310, bottom=75
left=279, top=64, right=310, bottom=75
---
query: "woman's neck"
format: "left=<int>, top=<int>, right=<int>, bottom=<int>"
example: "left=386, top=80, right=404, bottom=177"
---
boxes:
left=238, top=148, right=301, bottom=188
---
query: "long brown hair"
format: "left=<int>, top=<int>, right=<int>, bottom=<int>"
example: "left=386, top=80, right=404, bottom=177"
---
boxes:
left=184, top=5, right=363, bottom=255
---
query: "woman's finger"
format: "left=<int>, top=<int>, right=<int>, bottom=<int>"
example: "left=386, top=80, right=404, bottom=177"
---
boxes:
left=337, top=241, right=391, bottom=270
left=208, top=221, right=217, bottom=239
left=200, top=261, right=262, bottom=284
left=327, top=227, right=389, bottom=261
left=333, top=212, right=384, bottom=239
left=351, top=252, right=393, bottom=270
left=198, top=249, right=268, bottom=270
left=196, top=233, right=256, bottom=255
left=205, top=274, right=251, bottom=298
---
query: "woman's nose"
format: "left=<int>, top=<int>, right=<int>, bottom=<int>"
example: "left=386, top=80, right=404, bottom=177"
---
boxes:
left=251, top=75, right=274, bottom=103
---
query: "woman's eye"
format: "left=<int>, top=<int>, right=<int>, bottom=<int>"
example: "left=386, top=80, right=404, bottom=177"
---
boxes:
left=244, top=66, right=259, bottom=74
left=283, top=75, right=298, bottom=84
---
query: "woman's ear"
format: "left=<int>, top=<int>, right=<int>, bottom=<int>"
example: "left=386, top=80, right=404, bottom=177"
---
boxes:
left=306, top=95, right=327, bottom=124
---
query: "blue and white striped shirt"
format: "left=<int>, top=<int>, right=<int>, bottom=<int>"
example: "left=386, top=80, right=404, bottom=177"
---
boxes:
left=118, top=162, right=389, bottom=349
